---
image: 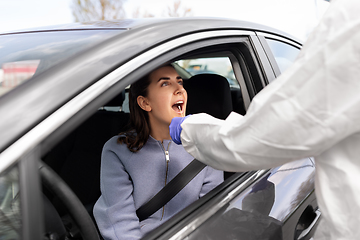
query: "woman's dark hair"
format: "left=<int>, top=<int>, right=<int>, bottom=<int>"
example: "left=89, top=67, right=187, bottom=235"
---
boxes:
left=117, top=74, right=152, bottom=152
left=118, top=64, right=175, bottom=152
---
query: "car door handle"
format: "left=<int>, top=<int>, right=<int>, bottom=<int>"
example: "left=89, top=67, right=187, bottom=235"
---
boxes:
left=297, top=209, right=321, bottom=240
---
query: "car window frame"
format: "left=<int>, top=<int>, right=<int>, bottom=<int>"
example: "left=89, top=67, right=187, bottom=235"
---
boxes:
left=256, top=32, right=302, bottom=79
left=20, top=148, right=44, bottom=240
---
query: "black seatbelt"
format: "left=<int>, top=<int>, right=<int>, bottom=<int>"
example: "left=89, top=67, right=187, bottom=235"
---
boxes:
left=136, top=159, right=206, bottom=222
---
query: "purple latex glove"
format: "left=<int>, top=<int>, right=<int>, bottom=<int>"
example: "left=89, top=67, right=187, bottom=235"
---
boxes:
left=170, top=115, right=191, bottom=144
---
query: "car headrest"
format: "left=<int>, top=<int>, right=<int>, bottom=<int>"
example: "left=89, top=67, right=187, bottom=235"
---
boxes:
left=104, top=90, right=126, bottom=107
left=184, top=74, right=233, bottom=120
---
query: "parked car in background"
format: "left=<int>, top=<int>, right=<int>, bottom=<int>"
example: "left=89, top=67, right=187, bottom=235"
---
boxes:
left=0, top=18, right=320, bottom=240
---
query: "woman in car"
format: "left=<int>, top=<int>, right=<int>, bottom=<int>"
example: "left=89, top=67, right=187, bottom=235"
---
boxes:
left=93, top=64, right=223, bottom=240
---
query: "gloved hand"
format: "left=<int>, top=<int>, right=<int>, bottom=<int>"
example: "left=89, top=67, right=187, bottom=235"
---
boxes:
left=170, top=115, right=191, bottom=144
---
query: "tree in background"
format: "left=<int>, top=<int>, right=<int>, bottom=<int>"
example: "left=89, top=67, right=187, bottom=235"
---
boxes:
left=71, top=0, right=127, bottom=22
left=166, top=0, right=192, bottom=17
left=131, top=0, right=192, bottom=18
left=71, top=0, right=192, bottom=21
left=132, top=7, right=155, bottom=18
left=132, top=0, right=192, bottom=18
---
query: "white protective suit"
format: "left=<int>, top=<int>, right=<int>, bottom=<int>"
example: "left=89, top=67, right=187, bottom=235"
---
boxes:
left=180, top=0, right=360, bottom=239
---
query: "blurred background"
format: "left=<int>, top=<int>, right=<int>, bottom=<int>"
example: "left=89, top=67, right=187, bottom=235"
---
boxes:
left=0, top=0, right=329, bottom=41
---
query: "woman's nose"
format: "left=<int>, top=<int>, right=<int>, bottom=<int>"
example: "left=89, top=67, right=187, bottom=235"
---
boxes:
left=175, top=85, right=186, bottom=95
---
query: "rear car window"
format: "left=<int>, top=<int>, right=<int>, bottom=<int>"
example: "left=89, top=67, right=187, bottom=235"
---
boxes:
left=0, top=29, right=123, bottom=97
left=265, top=38, right=300, bottom=75
left=175, top=57, right=239, bottom=88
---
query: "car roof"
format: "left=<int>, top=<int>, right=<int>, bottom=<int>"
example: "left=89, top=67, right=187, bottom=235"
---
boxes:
left=0, top=17, right=301, bottom=152
left=0, top=18, right=142, bottom=34
left=1, top=17, right=300, bottom=42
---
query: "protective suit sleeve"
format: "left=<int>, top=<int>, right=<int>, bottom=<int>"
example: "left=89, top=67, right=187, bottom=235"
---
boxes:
left=180, top=0, right=360, bottom=172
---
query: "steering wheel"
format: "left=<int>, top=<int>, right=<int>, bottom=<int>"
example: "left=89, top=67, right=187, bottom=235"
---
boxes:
left=39, top=161, right=100, bottom=240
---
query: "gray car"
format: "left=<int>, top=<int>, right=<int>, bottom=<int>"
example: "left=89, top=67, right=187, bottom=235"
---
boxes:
left=0, top=18, right=320, bottom=240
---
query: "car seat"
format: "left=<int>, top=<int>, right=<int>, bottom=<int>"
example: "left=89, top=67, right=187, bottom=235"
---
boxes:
left=43, top=91, right=130, bottom=216
left=184, top=73, right=233, bottom=120
left=184, top=73, right=234, bottom=179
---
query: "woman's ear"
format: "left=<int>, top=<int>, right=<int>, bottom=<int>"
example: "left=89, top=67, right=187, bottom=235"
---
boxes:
left=137, top=96, right=151, bottom=112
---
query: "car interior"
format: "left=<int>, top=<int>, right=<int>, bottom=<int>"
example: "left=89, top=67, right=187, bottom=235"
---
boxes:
left=41, top=54, right=247, bottom=237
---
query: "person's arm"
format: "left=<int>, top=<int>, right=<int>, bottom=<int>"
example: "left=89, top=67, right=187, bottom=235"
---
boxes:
left=94, top=140, right=141, bottom=240
left=178, top=0, right=360, bottom=172
left=199, top=166, right=224, bottom=198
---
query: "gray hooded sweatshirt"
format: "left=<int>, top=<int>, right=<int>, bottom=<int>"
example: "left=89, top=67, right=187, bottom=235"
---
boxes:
left=94, top=135, right=223, bottom=240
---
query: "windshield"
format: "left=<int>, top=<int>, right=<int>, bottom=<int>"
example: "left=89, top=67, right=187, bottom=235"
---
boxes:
left=0, top=29, right=123, bottom=97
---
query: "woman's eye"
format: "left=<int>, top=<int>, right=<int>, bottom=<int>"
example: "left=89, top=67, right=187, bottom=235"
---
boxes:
left=161, top=82, right=169, bottom=87
left=178, top=80, right=183, bottom=85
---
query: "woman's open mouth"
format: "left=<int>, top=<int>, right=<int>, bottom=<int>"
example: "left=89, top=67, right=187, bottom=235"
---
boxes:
left=172, top=100, right=184, bottom=113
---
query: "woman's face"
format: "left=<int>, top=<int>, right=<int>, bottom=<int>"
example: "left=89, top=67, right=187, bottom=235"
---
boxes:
left=139, top=66, right=187, bottom=128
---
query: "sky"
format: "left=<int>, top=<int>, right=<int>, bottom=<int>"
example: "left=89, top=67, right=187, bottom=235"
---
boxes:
left=0, top=0, right=330, bottom=41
